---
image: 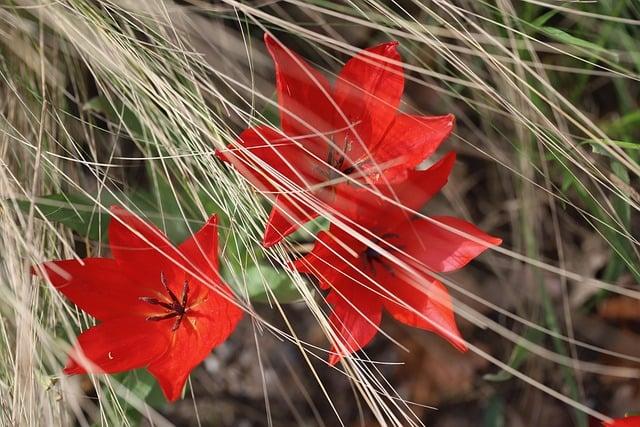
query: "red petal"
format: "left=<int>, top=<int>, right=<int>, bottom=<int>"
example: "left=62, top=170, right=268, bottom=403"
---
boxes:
left=264, top=34, right=336, bottom=147
left=384, top=276, right=466, bottom=351
left=396, top=216, right=502, bottom=273
left=333, top=42, right=404, bottom=160
left=108, top=206, right=182, bottom=284
left=386, top=151, right=456, bottom=217
left=604, top=416, right=640, bottom=427
left=216, top=126, right=321, bottom=194
left=175, top=214, right=234, bottom=302
left=267, top=178, right=387, bottom=246
left=178, top=214, right=219, bottom=283
left=291, top=227, right=364, bottom=287
left=147, top=287, right=242, bottom=402
left=262, top=194, right=320, bottom=247
left=33, top=259, right=151, bottom=321
left=334, top=152, right=456, bottom=230
left=292, top=226, right=388, bottom=364
left=366, top=114, right=455, bottom=182
left=330, top=183, right=384, bottom=229
left=64, top=317, right=168, bottom=375
left=326, top=287, right=383, bottom=365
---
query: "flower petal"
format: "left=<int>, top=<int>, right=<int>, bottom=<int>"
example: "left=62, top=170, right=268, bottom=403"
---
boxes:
left=385, top=151, right=456, bottom=217
left=366, top=114, right=455, bottom=182
left=292, top=226, right=386, bottom=364
left=147, top=285, right=242, bottom=401
left=330, top=183, right=385, bottom=229
left=335, top=152, right=456, bottom=230
left=33, top=258, right=152, bottom=321
left=216, top=126, right=321, bottom=194
left=64, top=317, right=168, bottom=375
left=108, top=205, right=181, bottom=272
left=178, top=214, right=219, bottom=283
left=264, top=33, right=336, bottom=147
left=604, top=416, right=640, bottom=427
left=291, top=227, right=363, bottom=287
left=396, top=216, right=502, bottom=273
left=262, top=194, right=320, bottom=247
left=326, top=287, right=383, bottom=365
left=333, top=41, right=404, bottom=157
left=384, top=276, right=466, bottom=351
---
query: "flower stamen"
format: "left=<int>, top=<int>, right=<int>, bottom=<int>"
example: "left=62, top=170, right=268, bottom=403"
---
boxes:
left=364, top=233, right=401, bottom=276
left=141, top=272, right=191, bottom=331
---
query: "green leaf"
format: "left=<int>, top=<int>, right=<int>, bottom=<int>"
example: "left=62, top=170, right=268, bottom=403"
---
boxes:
left=120, top=369, right=157, bottom=402
left=601, top=110, right=640, bottom=136
left=241, top=264, right=308, bottom=303
left=105, top=369, right=163, bottom=425
left=287, top=216, right=329, bottom=242
left=84, top=96, right=145, bottom=137
left=13, top=190, right=207, bottom=244
left=255, top=103, right=280, bottom=128
left=561, top=170, right=574, bottom=193
left=16, top=193, right=112, bottom=241
left=531, top=10, right=559, bottom=28
left=143, top=174, right=204, bottom=243
left=483, top=395, right=505, bottom=427
left=603, top=160, right=635, bottom=282
left=538, top=27, right=610, bottom=56
left=611, top=160, right=631, bottom=184
left=585, top=139, right=640, bottom=156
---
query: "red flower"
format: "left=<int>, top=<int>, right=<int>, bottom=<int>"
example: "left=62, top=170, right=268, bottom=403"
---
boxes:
left=33, top=207, right=243, bottom=401
left=292, top=153, right=501, bottom=364
left=217, top=33, right=455, bottom=247
left=605, top=416, right=640, bottom=427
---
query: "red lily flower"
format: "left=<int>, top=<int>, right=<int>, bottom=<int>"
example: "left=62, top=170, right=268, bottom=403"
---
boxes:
left=217, top=33, right=455, bottom=247
left=33, top=206, right=243, bottom=401
left=292, top=153, right=501, bottom=364
left=605, top=416, right=640, bottom=427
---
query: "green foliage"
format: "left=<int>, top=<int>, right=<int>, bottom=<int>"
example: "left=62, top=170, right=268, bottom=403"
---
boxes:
left=100, top=370, right=164, bottom=426
left=84, top=96, right=146, bottom=139
left=242, top=264, right=305, bottom=303
left=483, top=395, right=506, bottom=427
left=14, top=186, right=199, bottom=244
left=537, top=27, right=609, bottom=55
left=550, top=132, right=639, bottom=285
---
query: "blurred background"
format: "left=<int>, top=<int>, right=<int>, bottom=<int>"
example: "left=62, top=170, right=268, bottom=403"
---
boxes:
left=1, top=1, right=638, bottom=426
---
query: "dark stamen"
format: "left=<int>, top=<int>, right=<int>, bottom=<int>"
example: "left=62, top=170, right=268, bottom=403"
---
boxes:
left=147, top=312, right=179, bottom=322
left=342, top=166, right=355, bottom=175
left=139, top=296, right=174, bottom=311
left=327, top=147, right=335, bottom=168
left=363, top=235, right=403, bottom=276
left=160, top=271, right=182, bottom=307
left=141, top=272, right=191, bottom=331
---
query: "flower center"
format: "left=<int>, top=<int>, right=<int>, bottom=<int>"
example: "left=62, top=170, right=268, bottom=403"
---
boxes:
left=363, top=233, right=401, bottom=276
left=326, top=134, right=360, bottom=179
left=327, top=146, right=347, bottom=175
left=140, top=271, right=190, bottom=331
